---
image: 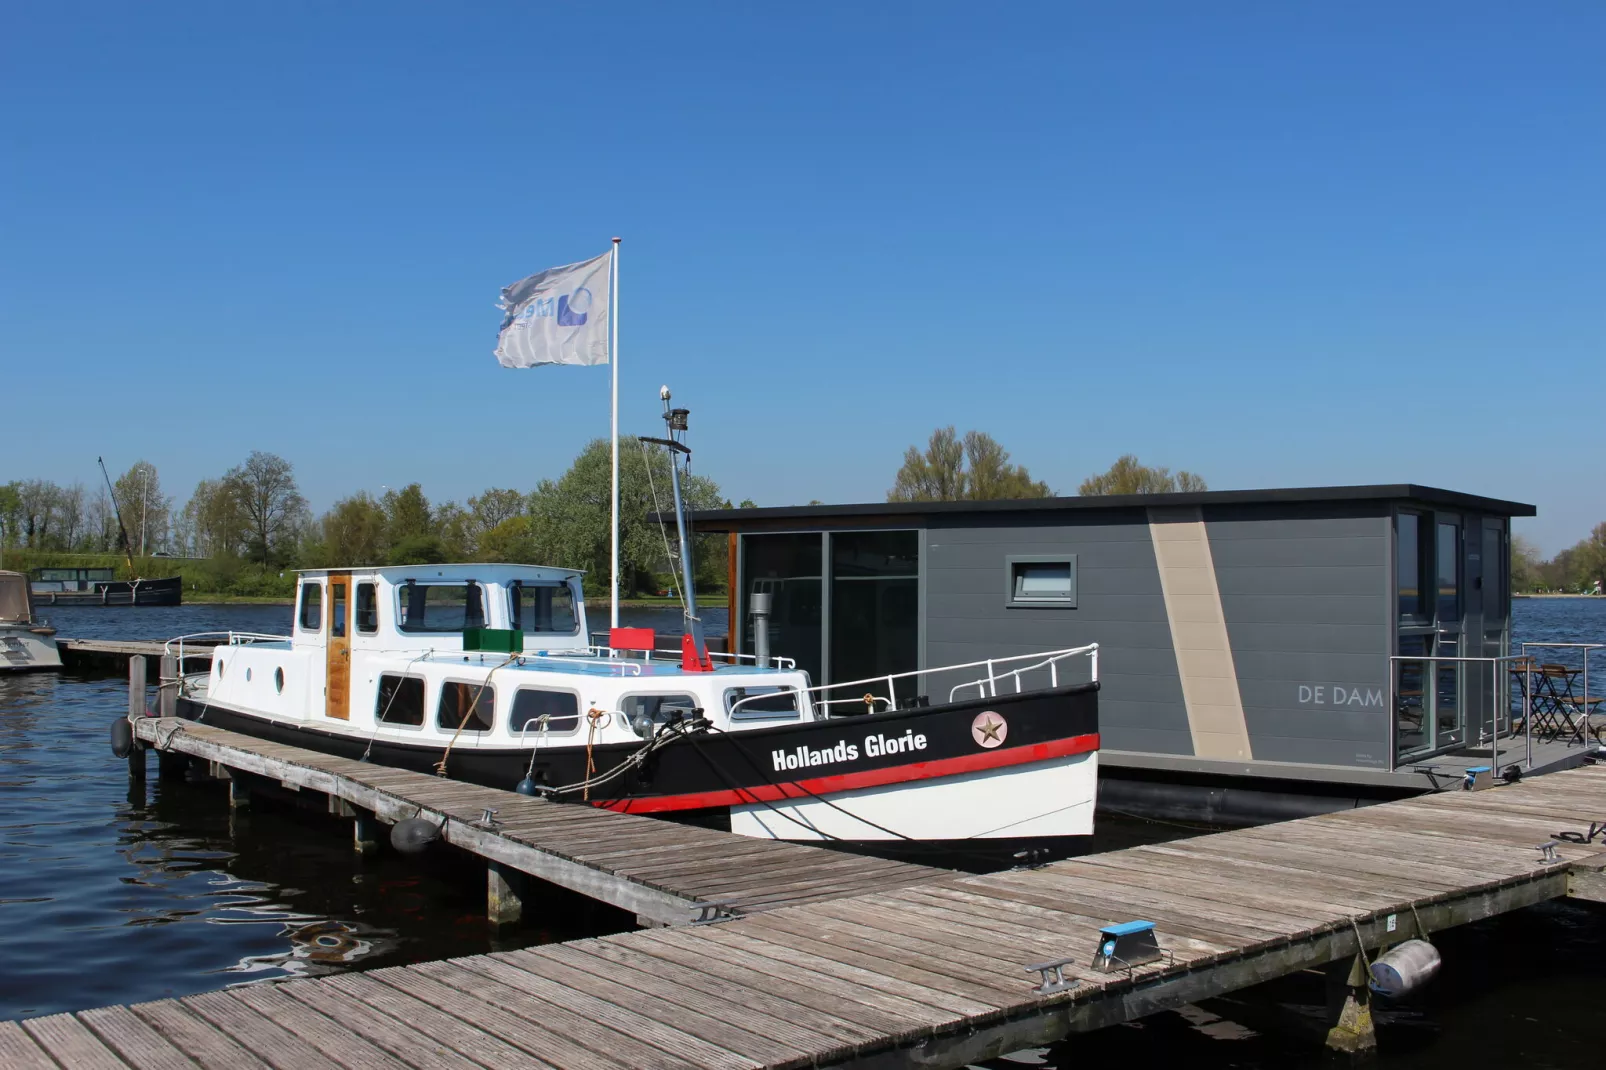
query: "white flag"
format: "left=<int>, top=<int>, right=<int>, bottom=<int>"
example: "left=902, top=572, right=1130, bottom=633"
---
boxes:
left=494, top=250, right=611, bottom=368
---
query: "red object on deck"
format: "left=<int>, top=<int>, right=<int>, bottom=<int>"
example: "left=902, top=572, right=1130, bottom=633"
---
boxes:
left=609, top=627, right=655, bottom=651
left=680, top=634, right=715, bottom=672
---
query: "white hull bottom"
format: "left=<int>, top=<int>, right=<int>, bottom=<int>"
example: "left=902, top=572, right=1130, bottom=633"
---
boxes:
left=729, top=751, right=1098, bottom=842
left=0, top=628, right=62, bottom=672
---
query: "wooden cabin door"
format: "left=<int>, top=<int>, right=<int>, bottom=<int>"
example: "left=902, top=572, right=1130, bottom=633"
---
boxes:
left=326, top=572, right=352, bottom=720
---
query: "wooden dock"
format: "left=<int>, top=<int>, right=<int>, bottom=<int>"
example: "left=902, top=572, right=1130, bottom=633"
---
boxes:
left=56, top=638, right=220, bottom=673
left=8, top=728, right=1606, bottom=1067
left=128, top=717, right=953, bottom=925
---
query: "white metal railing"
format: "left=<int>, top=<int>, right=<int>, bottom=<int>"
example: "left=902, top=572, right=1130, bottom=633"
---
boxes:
left=582, top=637, right=797, bottom=670
left=1389, top=652, right=1533, bottom=774
left=728, top=644, right=1100, bottom=720
left=163, top=631, right=290, bottom=667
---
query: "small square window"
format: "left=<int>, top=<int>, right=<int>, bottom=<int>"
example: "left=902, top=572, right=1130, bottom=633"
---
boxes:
left=1006, top=556, right=1077, bottom=608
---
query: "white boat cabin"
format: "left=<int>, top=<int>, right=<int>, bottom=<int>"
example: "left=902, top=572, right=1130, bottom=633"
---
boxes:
left=197, top=564, right=817, bottom=748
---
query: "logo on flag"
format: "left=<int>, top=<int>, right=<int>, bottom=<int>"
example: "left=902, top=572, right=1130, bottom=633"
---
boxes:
left=495, top=251, right=611, bottom=368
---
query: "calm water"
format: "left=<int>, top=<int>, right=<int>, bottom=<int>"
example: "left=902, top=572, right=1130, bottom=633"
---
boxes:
left=1, top=600, right=1602, bottom=1067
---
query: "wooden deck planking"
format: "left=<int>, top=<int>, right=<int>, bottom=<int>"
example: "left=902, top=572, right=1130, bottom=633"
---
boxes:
left=131, top=717, right=949, bottom=924
left=29, top=728, right=1606, bottom=1069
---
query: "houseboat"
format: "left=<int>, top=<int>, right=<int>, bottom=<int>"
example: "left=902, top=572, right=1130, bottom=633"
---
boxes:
left=1, top=571, right=62, bottom=672
left=158, top=398, right=1101, bottom=848
left=31, top=567, right=183, bottom=606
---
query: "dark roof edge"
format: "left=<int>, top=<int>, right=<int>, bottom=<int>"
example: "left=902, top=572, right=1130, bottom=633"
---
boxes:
left=677, top=484, right=1537, bottom=527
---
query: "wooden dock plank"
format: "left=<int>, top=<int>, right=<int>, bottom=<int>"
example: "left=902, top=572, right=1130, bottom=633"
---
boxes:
left=75, top=1006, right=199, bottom=1070
left=559, top=939, right=879, bottom=1050
left=321, top=973, right=555, bottom=1070
left=224, top=986, right=412, bottom=1070
left=126, top=1000, right=274, bottom=1070
left=0, top=1019, right=64, bottom=1070
left=20, top=1012, right=132, bottom=1070
left=481, top=948, right=813, bottom=1067
left=180, top=991, right=352, bottom=1070
left=276, top=980, right=488, bottom=1070
left=531, top=943, right=848, bottom=1060
left=431, top=957, right=760, bottom=1070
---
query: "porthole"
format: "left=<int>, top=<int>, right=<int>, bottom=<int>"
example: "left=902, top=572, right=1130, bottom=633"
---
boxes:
left=245, top=667, right=253, bottom=682
left=274, top=667, right=284, bottom=694
left=217, top=660, right=225, bottom=678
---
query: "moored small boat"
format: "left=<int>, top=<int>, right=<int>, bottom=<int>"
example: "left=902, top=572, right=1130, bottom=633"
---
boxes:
left=155, top=393, right=1102, bottom=849
left=0, top=571, right=63, bottom=672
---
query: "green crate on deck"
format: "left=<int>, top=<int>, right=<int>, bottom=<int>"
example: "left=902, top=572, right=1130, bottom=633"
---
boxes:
left=463, top=627, right=524, bottom=654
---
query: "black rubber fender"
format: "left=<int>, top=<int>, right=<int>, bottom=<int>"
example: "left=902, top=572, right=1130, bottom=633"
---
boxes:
left=110, top=717, right=135, bottom=759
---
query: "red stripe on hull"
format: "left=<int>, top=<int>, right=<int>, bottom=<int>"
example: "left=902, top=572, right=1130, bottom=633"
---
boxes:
left=596, top=733, right=1100, bottom=815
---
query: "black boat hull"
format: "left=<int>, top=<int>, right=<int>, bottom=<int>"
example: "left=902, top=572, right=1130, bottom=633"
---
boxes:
left=175, top=682, right=1099, bottom=839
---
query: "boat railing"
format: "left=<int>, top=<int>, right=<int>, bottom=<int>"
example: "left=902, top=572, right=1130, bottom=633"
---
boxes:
left=582, top=637, right=797, bottom=670
left=163, top=631, right=291, bottom=667
left=729, top=644, right=1100, bottom=720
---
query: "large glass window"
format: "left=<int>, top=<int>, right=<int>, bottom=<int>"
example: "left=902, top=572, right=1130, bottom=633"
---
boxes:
left=830, top=531, right=919, bottom=690
left=1395, top=634, right=1430, bottom=756
left=1395, top=512, right=1430, bottom=620
left=740, top=534, right=824, bottom=683
left=1482, top=524, right=1506, bottom=622
left=510, top=582, right=578, bottom=635
left=1436, top=521, right=1461, bottom=624
left=299, top=582, right=322, bottom=631
left=511, top=688, right=580, bottom=734
left=437, top=680, right=494, bottom=733
left=398, top=582, right=486, bottom=634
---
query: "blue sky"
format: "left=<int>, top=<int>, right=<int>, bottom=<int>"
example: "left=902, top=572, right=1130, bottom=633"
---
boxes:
left=3, top=3, right=1601, bottom=552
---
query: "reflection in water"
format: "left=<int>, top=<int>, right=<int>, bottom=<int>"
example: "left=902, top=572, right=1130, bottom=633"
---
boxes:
left=0, top=651, right=631, bottom=1020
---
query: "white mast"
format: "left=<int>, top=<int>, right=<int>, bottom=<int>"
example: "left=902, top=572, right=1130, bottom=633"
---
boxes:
left=609, top=236, right=621, bottom=629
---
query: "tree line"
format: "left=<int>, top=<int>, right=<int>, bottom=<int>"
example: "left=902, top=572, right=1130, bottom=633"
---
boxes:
left=1, top=439, right=729, bottom=599
left=888, top=425, right=1206, bottom=502
left=1512, top=527, right=1606, bottom=594
left=886, top=425, right=1605, bottom=594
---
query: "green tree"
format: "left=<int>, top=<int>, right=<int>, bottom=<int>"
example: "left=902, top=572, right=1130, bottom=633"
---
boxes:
left=1510, top=534, right=1541, bottom=593
left=224, top=451, right=308, bottom=565
left=317, top=493, right=389, bottom=566
left=888, top=427, right=1051, bottom=502
left=1079, top=454, right=1208, bottom=496
left=528, top=438, right=725, bottom=598
left=478, top=515, right=541, bottom=563
left=1571, top=522, right=1606, bottom=593
left=382, top=483, right=433, bottom=543
left=113, top=461, right=170, bottom=555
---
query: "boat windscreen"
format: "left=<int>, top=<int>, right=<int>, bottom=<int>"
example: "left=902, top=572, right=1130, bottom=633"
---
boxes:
left=0, top=572, right=31, bottom=623
left=509, top=581, right=579, bottom=635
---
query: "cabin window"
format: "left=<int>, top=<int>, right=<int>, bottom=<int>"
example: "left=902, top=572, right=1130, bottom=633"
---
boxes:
left=356, top=583, right=379, bottom=634
left=397, top=582, right=486, bottom=633
left=438, top=680, right=495, bottom=732
left=510, top=582, right=579, bottom=635
left=1005, top=556, right=1076, bottom=607
left=510, top=688, right=581, bottom=734
left=375, top=674, right=425, bottom=727
left=620, top=693, right=700, bottom=729
left=299, top=583, right=323, bottom=631
left=330, top=581, right=348, bottom=638
left=726, top=686, right=801, bottom=721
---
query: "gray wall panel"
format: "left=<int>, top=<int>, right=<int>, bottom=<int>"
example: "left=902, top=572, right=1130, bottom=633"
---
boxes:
left=1207, top=508, right=1391, bottom=768
left=924, top=516, right=1193, bottom=753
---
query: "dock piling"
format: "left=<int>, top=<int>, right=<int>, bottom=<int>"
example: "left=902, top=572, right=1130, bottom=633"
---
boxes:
left=486, top=861, right=523, bottom=926
left=126, top=657, right=145, bottom=721
left=1324, top=954, right=1377, bottom=1056
left=157, top=655, right=177, bottom=719
left=352, top=812, right=380, bottom=854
